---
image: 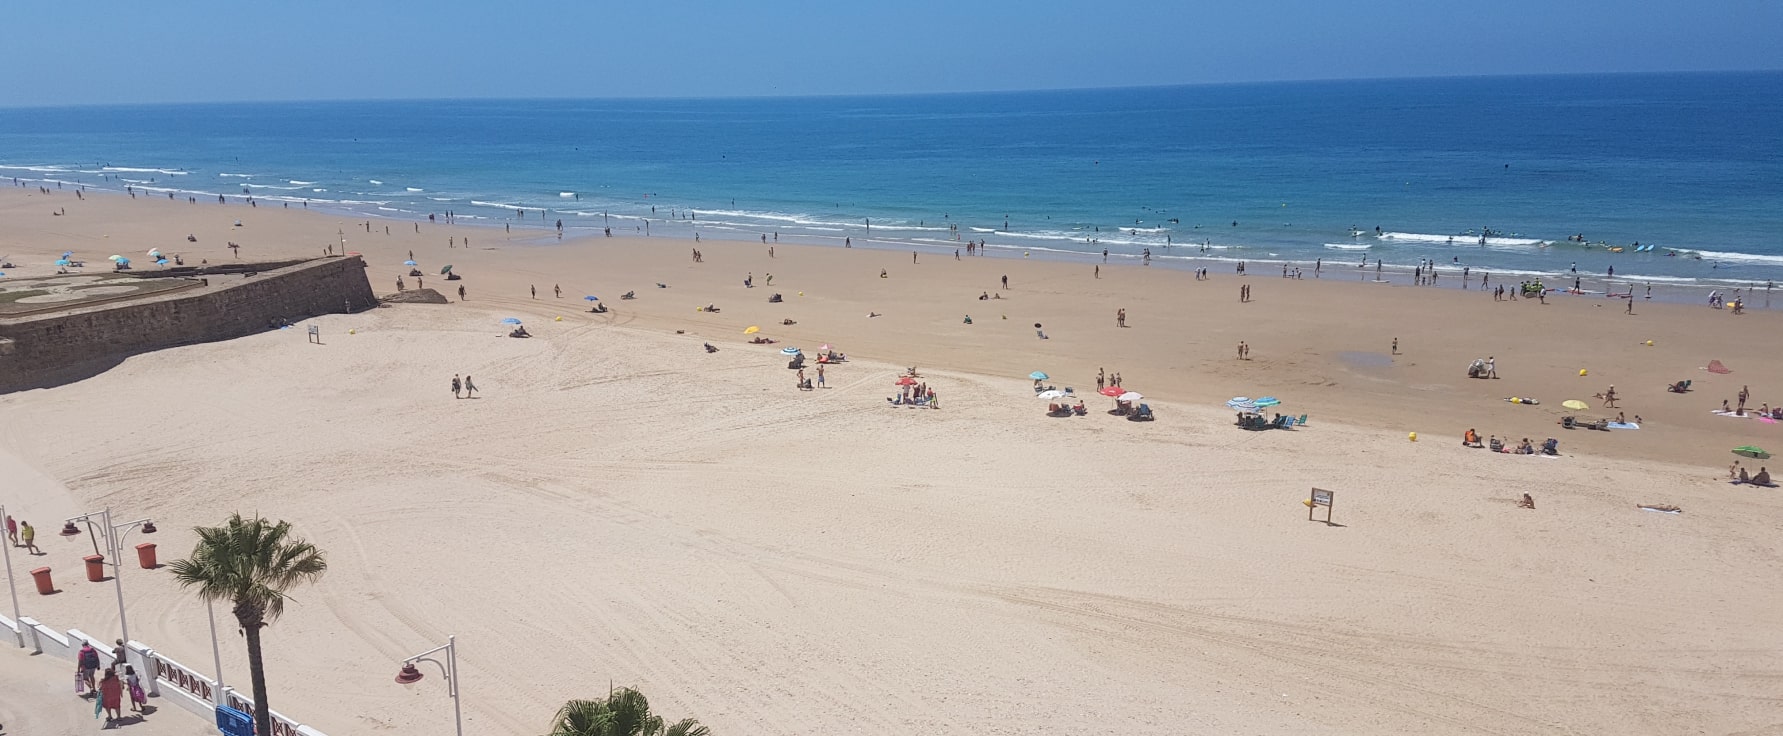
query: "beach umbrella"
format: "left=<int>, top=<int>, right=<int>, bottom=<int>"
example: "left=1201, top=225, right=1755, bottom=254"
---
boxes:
left=500, top=317, right=522, bottom=325
left=1118, top=392, right=1144, bottom=402
left=781, top=347, right=801, bottom=355
left=116, top=258, right=130, bottom=265
left=55, top=259, right=70, bottom=266
left=63, top=251, right=74, bottom=258
left=156, top=259, right=168, bottom=266
left=1562, top=399, right=1589, bottom=411
left=1037, top=389, right=1067, bottom=400
left=108, top=255, right=123, bottom=261
left=1253, top=397, right=1280, bottom=408
left=743, top=326, right=760, bottom=335
left=584, top=295, right=600, bottom=301
left=403, top=260, right=418, bottom=266
left=819, top=344, right=832, bottom=351
left=439, top=265, right=454, bottom=275
left=1099, top=387, right=1124, bottom=397
left=1225, top=397, right=1254, bottom=408
left=1733, top=446, right=1771, bottom=459
left=146, top=249, right=161, bottom=257
left=1029, top=371, right=1049, bottom=380
left=896, top=376, right=918, bottom=386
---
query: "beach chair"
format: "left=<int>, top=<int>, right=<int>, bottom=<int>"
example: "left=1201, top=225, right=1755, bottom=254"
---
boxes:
left=1296, top=414, right=1308, bottom=426
left=1128, top=404, right=1155, bottom=422
left=1489, top=438, right=1505, bottom=452
left=1560, top=416, right=1577, bottom=430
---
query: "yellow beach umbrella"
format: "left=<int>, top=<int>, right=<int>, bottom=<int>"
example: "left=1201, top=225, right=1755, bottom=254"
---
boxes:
left=1562, top=399, right=1589, bottom=411
left=743, top=325, right=760, bottom=335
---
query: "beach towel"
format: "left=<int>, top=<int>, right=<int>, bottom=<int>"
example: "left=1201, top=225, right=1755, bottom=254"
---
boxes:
left=1711, top=410, right=1751, bottom=418
left=1706, top=360, right=1732, bottom=374
left=1638, top=505, right=1682, bottom=514
left=1606, top=422, right=1640, bottom=430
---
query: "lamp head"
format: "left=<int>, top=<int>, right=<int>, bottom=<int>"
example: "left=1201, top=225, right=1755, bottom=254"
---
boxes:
left=59, top=522, right=82, bottom=537
left=395, top=663, right=424, bottom=684
left=141, top=521, right=157, bottom=534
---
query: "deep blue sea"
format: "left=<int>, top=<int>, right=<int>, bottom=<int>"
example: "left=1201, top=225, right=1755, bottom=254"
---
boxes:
left=5, top=72, right=1781, bottom=289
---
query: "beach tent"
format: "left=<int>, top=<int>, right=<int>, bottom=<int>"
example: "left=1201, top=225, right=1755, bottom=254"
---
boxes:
left=1707, top=360, right=1732, bottom=374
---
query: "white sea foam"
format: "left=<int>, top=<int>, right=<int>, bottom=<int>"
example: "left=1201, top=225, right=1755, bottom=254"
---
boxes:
left=1379, top=231, right=1546, bottom=246
left=312, top=188, right=327, bottom=192
left=470, top=200, right=522, bottom=208
left=429, top=197, right=453, bottom=202
left=369, top=179, right=384, bottom=185
left=559, top=192, right=576, bottom=198
left=102, top=166, right=187, bottom=175
left=1689, top=249, right=1783, bottom=266
left=1324, top=243, right=1371, bottom=250
left=219, top=173, right=254, bottom=178
left=406, top=187, right=424, bottom=192
left=0, top=164, right=75, bottom=173
left=289, top=180, right=315, bottom=185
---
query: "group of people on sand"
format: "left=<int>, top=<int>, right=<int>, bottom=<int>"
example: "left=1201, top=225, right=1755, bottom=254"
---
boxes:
left=1463, top=429, right=1558, bottom=456
left=1730, top=460, right=1774, bottom=486
left=1717, top=385, right=1779, bottom=418
left=450, top=373, right=479, bottom=398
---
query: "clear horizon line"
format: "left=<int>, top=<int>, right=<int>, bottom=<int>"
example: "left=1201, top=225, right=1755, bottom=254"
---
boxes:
left=3, top=68, right=1779, bottom=111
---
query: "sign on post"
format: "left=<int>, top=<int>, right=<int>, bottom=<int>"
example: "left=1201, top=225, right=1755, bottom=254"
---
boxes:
left=307, top=325, right=320, bottom=345
left=1308, top=488, right=1335, bottom=525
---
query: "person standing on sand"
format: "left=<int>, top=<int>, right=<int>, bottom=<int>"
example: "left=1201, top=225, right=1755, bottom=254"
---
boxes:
left=1095, top=265, right=1100, bottom=279
left=555, top=284, right=562, bottom=298
left=464, top=375, right=478, bottom=398
left=452, top=375, right=462, bottom=399
left=20, top=521, right=37, bottom=554
left=1391, top=337, right=1399, bottom=355
left=1738, top=385, right=1750, bottom=414
left=817, top=364, right=825, bottom=388
left=5, top=514, right=15, bottom=546
left=1117, top=308, right=1126, bottom=328
left=458, top=285, right=466, bottom=301
left=1097, top=368, right=1105, bottom=392
left=1001, top=275, right=1008, bottom=289
left=531, top=285, right=536, bottom=299
left=1603, top=385, right=1618, bottom=408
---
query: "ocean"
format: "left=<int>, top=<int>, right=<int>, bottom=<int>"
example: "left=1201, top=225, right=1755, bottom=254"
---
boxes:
left=4, top=72, right=1781, bottom=291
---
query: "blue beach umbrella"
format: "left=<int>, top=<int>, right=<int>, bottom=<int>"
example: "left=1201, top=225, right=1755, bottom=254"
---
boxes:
left=500, top=317, right=522, bottom=325
left=1029, top=371, right=1049, bottom=380
left=1225, top=397, right=1257, bottom=410
left=56, top=259, right=70, bottom=266
left=62, top=251, right=74, bottom=258
left=1254, top=397, right=1281, bottom=408
left=156, top=259, right=169, bottom=266
left=781, top=347, right=802, bottom=355
left=403, top=260, right=417, bottom=266
left=584, top=295, right=600, bottom=301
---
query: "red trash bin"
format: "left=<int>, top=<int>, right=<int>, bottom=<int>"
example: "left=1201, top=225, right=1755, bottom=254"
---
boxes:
left=30, top=567, right=53, bottom=595
left=135, top=542, right=157, bottom=569
left=84, top=554, right=106, bottom=582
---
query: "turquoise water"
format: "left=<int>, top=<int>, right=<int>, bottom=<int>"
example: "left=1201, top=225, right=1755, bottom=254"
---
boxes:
left=4, top=72, right=1780, bottom=289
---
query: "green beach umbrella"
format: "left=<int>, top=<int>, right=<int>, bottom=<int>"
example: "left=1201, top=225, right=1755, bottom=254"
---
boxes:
left=439, top=264, right=454, bottom=275
left=1733, top=446, right=1770, bottom=459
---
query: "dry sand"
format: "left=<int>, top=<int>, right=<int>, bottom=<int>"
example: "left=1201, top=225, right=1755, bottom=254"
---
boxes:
left=2, top=187, right=1782, bottom=735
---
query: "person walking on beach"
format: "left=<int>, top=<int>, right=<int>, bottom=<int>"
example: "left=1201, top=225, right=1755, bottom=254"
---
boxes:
left=77, top=641, right=101, bottom=694
left=452, top=375, right=462, bottom=399
left=1001, top=275, right=1008, bottom=289
left=125, top=665, right=146, bottom=713
left=1095, top=265, right=1100, bottom=279
left=1602, top=385, right=1619, bottom=408
left=531, top=285, right=536, bottom=299
left=99, top=668, right=123, bottom=723
left=1116, top=308, right=1127, bottom=328
left=1237, top=342, right=1249, bottom=360
left=5, top=514, right=15, bottom=546
left=457, top=285, right=466, bottom=301
left=1738, top=385, right=1750, bottom=414
left=554, top=284, right=562, bottom=298
left=463, top=375, right=477, bottom=398
left=1391, top=337, right=1399, bottom=355
left=20, top=521, right=37, bottom=554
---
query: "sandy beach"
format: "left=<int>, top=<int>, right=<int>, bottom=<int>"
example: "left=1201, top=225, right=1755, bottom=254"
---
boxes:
left=3, top=186, right=1782, bottom=734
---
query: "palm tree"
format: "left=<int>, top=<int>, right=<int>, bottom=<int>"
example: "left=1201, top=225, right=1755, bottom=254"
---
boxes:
left=168, top=514, right=327, bottom=736
left=548, top=687, right=709, bottom=736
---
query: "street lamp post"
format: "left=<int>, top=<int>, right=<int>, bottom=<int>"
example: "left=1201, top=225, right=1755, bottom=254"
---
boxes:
left=1, top=504, right=21, bottom=648
left=60, top=508, right=156, bottom=644
left=394, top=635, right=462, bottom=736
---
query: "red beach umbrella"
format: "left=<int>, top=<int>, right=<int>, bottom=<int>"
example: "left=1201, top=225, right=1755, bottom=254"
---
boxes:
left=1099, top=386, right=1125, bottom=397
left=896, top=376, right=917, bottom=386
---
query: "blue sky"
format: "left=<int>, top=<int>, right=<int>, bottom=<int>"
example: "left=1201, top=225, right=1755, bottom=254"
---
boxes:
left=5, top=0, right=1779, bottom=106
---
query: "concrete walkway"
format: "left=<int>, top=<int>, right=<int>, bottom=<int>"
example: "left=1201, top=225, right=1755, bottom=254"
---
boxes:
left=0, top=645, right=213, bottom=735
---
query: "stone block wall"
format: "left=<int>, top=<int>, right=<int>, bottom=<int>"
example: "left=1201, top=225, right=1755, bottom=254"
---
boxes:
left=0, top=257, right=375, bottom=393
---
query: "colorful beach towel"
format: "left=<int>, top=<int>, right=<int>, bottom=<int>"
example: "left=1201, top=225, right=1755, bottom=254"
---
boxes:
left=1606, top=422, right=1640, bottom=430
